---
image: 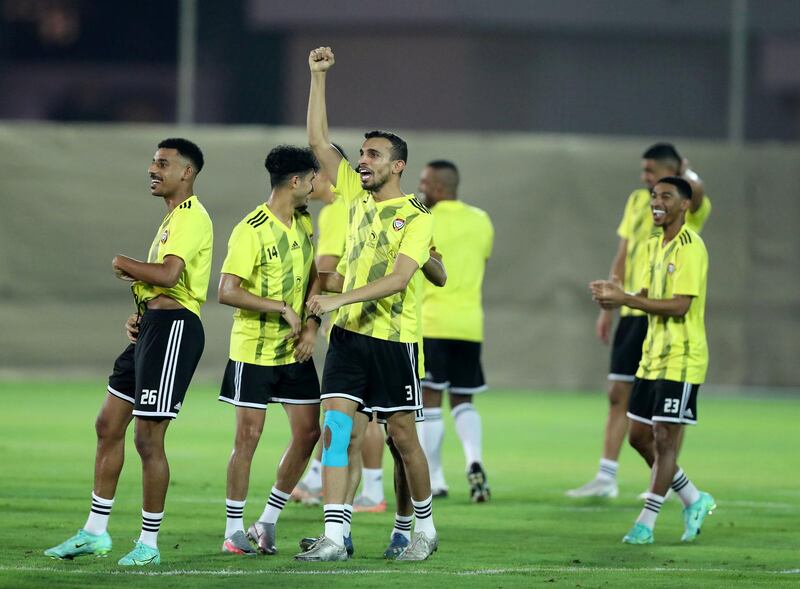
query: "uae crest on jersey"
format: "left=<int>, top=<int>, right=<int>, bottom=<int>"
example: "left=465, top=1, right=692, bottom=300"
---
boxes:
left=160, top=229, right=169, bottom=244
left=392, top=218, right=405, bottom=231
left=667, top=263, right=675, bottom=274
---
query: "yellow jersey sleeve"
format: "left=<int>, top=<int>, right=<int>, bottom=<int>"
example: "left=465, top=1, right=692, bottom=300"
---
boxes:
left=162, top=206, right=207, bottom=264
left=221, top=222, right=259, bottom=279
left=485, top=217, right=495, bottom=259
left=616, top=191, right=637, bottom=239
left=334, top=159, right=362, bottom=202
left=671, top=241, right=703, bottom=297
left=686, top=195, right=712, bottom=234
left=317, top=197, right=347, bottom=257
left=398, top=211, right=434, bottom=268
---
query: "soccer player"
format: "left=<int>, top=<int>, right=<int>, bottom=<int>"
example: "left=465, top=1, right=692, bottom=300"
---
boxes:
left=44, top=138, right=212, bottom=566
left=567, top=143, right=711, bottom=499
left=217, top=145, right=323, bottom=556
left=590, top=176, right=715, bottom=544
left=296, top=46, right=438, bottom=562
left=417, top=160, right=494, bottom=502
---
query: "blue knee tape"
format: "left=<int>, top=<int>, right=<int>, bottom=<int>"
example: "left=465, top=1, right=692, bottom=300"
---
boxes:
left=321, top=410, right=353, bottom=468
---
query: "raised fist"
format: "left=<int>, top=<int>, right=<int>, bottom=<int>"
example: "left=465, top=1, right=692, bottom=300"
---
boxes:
left=309, top=46, right=335, bottom=72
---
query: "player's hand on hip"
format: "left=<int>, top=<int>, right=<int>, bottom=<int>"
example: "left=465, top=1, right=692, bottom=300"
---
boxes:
left=125, top=313, right=140, bottom=343
left=309, top=47, right=335, bottom=72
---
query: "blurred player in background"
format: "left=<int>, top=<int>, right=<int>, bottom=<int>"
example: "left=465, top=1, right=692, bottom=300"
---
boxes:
left=591, top=176, right=715, bottom=544
left=45, top=138, right=212, bottom=566
left=417, top=160, right=494, bottom=502
left=567, top=143, right=711, bottom=499
left=216, top=145, right=322, bottom=556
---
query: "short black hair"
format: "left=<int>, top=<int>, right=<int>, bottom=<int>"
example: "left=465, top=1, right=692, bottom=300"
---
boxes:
left=426, top=159, right=460, bottom=192
left=264, top=145, right=319, bottom=188
left=642, top=142, right=681, bottom=171
left=158, top=138, right=204, bottom=173
left=654, top=176, right=692, bottom=200
left=364, top=130, right=408, bottom=163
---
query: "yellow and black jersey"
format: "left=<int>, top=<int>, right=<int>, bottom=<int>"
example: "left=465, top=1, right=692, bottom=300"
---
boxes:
left=617, top=189, right=712, bottom=316
left=221, top=205, right=314, bottom=366
left=637, top=225, right=709, bottom=384
left=131, top=195, right=213, bottom=317
left=333, top=159, right=433, bottom=343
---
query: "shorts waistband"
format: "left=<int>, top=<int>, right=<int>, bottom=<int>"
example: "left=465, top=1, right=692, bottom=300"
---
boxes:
left=141, top=308, right=200, bottom=322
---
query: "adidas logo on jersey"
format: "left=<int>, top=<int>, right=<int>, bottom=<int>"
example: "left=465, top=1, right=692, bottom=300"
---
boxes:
left=291, top=241, right=300, bottom=249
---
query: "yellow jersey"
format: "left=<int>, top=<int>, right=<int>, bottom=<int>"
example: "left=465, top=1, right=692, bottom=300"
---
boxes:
left=636, top=225, right=709, bottom=384
left=617, top=189, right=712, bottom=317
left=334, top=159, right=433, bottom=343
left=131, top=195, right=213, bottom=318
left=422, top=200, right=493, bottom=342
left=221, top=204, right=315, bottom=366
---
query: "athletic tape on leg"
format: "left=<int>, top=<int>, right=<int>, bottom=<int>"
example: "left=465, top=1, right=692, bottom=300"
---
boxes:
left=321, top=410, right=353, bottom=467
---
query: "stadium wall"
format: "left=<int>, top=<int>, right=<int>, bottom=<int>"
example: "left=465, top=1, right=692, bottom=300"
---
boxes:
left=0, top=123, right=798, bottom=390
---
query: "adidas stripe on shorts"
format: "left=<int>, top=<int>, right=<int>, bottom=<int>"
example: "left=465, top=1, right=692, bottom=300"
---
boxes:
left=107, top=308, right=204, bottom=419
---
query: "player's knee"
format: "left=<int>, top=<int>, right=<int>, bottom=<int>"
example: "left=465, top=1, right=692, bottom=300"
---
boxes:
left=133, top=429, right=162, bottom=460
left=628, top=429, right=650, bottom=453
left=235, top=422, right=263, bottom=453
left=95, top=414, right=124, bottom=442
left=321, top=410, right=352, bottom=467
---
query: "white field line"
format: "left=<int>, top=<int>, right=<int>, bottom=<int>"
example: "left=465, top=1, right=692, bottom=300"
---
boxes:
left=1, top=564, right=797, bottom=577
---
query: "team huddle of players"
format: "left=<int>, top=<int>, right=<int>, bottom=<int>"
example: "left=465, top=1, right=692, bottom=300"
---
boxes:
left=43, top=46, right=713, bottom=566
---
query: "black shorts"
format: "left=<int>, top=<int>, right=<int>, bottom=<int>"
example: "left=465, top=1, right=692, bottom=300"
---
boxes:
left=420, top=338, right=487, bottom=394
left=321, top=326, right=421, bottom=421
left=609, top=316, right=648, bottom=381
left=218, top=359, right=320, bottom=409
left=627, top=378, right=699, bottom=426
left=107, top=308, right=204, bottom=419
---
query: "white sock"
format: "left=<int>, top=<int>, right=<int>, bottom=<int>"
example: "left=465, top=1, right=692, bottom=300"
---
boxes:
left=391, top=513, right=413, bottom=541
left=671, top=469, right=701, bottom=507
left=302, top=458, right=323, bottom=489
left=452, top=403, right=482, bottom=468
left=342, top=504, right=353, bottom=537
left=635, top=493, right=664, bottom=529
left=421, top=407, right=447, bottom=488
left=361, top=468, right=384, bottom=502
left=260, top=487, right=291, bottom=524
left=225, top=498, right=246, bottom=537
left=84, top=492, right=114, bottom=536
left=412, top=495, right=436, bottom=538
left=597, top=458, right=619, bottom=481
left=323, top=504, right=345, bottom=546
left=138, top=509, right=164, bottom=549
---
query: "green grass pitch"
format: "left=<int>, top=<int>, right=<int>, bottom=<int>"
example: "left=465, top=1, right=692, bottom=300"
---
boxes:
left=0, top=381, right=798, bottom=588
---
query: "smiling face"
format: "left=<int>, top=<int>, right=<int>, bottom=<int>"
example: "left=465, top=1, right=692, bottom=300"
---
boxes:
left=290, top=170, right=317, bottom=208
left=148, top=148, right=192, bottom=197
left=357, top=137, right=403, bottom=192
left=650, top=181, right=690, bottom=229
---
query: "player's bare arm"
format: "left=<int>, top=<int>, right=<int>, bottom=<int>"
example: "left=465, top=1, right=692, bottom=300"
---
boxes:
left=422, top=248, right=447, bottom=287
left=680, top=158, right=706, bottom=213
left=218, top=273, right=302, bottom=338
left=590, top=279, right=691, bottom=317
left=307, top=46, right=343, bottom=184
left=596, top=238, right=627, bottom=344
left=306, top=253, right=419, bottom=316
left=112, top=254, right=184, bottom=288
left=294, top=261, right=321, bottom=362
